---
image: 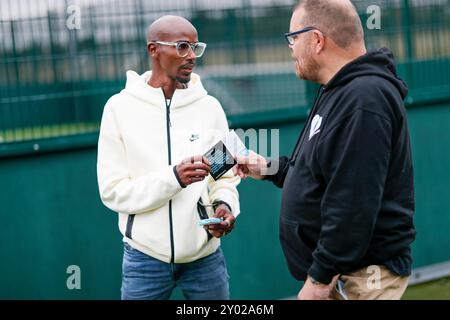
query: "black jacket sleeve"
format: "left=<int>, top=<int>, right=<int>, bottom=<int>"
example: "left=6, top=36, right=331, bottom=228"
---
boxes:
left=308, top=108, right=392, bottom=284
left=264, top=156, right=290, bottom=188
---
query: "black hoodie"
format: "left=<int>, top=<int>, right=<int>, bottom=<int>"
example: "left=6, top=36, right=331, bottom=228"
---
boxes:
left=266, top=48, right=416, bottom=284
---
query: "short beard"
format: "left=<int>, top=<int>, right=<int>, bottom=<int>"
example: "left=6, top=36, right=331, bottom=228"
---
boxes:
left=176, top=75, right=191, bottom=84
left=297, top=48, right=321, bottom=83
left=303, top=56, right=321, bottom=83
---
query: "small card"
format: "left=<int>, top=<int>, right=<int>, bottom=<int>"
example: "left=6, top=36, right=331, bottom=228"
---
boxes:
left=204, top=130, right=248, bottom=180
left=222, top=130, right=249, bottom=158
left=204, top=140, right=236, bottom=180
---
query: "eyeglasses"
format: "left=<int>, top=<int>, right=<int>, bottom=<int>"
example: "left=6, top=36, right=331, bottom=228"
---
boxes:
left=284, top=26, right=321, bottom=46
left=148, top=40, right=207, bottom=58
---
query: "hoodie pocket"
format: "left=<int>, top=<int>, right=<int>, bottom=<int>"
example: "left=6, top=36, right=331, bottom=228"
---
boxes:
left=197, top=198, right=214, bottom=241
left=125, top=214, right=135, bottom=239
left=279, top=216, right=313, bottom=279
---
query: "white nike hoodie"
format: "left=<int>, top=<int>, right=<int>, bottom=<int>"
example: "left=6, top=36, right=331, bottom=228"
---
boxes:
left=97, top=70, right=240, bottom=263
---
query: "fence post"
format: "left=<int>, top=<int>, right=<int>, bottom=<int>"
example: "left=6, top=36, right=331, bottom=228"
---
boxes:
left=242, top=0, right=254, bottom=64
left=401, top=0, right=414, bottom=87
left=47, top=11, right=58, bottom=83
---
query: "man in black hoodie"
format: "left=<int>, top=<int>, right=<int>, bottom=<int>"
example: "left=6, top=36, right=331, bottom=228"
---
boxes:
left=234, top=0, right=415, bottom=300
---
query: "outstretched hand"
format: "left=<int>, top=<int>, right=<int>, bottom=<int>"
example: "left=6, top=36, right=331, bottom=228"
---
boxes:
left=232, top=150, right=268, bottom=180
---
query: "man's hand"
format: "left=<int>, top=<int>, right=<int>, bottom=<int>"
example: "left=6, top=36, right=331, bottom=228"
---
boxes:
left=204, top=204, right=235, bottom=238
left=232, top=150, right=268, bottom=180
left=175, top=155, right=211, bottom=186
left=297, top=276, right=336, bottom=300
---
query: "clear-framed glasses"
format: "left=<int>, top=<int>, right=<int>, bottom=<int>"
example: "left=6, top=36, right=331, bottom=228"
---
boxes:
left=284, top=26, right=322, bottom=46
left=148, top=40, right=207, bottom=58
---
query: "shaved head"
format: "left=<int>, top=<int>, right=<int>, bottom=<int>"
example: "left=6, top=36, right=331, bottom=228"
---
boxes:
left=295, top=0, right=364, bottom=48
left=146, top=15, right=199, bottom=86
left=147, top=15, right=197, bottom=42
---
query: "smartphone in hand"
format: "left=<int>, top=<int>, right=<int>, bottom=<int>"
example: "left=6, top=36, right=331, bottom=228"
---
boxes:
left=198, top=217, right=223, bottom=226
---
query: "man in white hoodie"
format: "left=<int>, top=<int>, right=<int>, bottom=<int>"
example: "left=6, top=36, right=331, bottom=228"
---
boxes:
left=97, top=15, right=240, bottom=300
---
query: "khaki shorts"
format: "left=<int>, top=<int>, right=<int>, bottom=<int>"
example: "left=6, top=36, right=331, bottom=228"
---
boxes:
left=330, top=265, right=409, bottom=300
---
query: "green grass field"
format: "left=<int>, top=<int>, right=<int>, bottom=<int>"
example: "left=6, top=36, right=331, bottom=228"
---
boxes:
left=403, top=277, right=450, bottom=300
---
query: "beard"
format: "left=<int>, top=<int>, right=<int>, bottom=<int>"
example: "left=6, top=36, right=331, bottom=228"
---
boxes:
left=176, top=75, right=191, bottom=84
left=294, top=47, right=321, bottom=83
left=176, top=63, right=195, bottom=84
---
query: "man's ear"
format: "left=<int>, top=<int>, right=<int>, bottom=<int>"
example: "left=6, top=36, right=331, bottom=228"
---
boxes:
left=313, top=30, right=325, bottom=54
left=147, top=43, right=158, bottom=58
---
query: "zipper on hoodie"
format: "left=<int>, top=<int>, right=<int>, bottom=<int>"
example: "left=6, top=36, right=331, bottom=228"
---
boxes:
left=289, top=85, right=325, bottom=165
left=166, top=99, right=172, bottom=127
left=165, top=97, right=176, bottom=264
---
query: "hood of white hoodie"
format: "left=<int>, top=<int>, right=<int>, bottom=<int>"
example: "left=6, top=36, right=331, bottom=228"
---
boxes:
left=121, top=70, right=208, bottom=110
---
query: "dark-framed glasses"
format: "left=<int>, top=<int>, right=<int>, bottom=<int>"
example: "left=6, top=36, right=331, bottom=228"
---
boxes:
left=284, top=26, right=321, bottom=46
left=148, top=40, right=207, bottom=58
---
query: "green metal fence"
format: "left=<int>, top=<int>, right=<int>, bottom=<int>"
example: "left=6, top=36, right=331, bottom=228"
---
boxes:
left=1, top=0, right=449, bottom=144
left=1, top=0, right=450, bottom=300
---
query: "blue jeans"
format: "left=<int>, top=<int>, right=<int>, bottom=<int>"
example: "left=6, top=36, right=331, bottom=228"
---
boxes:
left=121, top=242, right=230, bottom=300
